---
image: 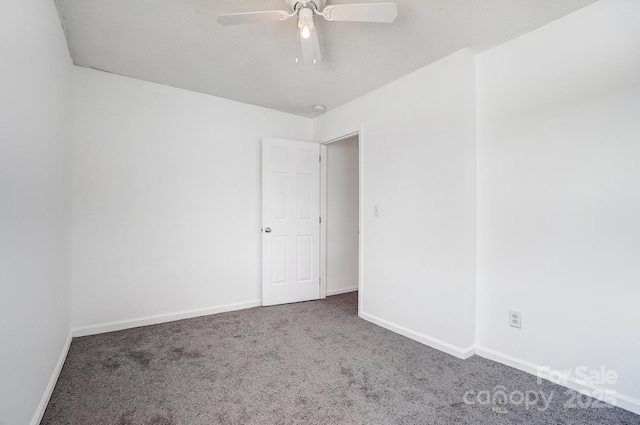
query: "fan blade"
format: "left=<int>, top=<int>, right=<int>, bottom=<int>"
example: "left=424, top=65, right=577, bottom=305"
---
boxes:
left=217, top=10, right=292, bottom=26
left=299, top=28, right=322, bottom=64
left=321, top=3, right=398, bottom=23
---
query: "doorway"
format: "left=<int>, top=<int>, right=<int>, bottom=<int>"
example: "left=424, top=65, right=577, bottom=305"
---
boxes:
left=320, top=134, right=360, bottom=300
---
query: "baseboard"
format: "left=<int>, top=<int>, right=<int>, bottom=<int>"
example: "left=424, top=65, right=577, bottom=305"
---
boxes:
left=326, top=287, right=358, bottom=296
left=475, top=346, right=640, bottom=416
left=360, top=311, right=475, bottom=360
left=72, top=299, right=262, bottom=337
left=30, top=331, right=73, bottom=425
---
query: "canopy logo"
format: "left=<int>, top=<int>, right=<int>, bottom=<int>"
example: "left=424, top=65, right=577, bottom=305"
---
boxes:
left=536, top=365, right=618, bottom=409
left=462, top=365, right=619, bottom=413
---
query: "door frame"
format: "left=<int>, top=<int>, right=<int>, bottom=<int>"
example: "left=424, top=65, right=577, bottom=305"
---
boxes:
left=319, top=126, right=364, bottom=316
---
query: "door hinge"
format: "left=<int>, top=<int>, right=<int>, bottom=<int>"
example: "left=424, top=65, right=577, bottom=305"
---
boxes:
left=319, top=155, right=322, bottom=162
left=319, top=216, right=322, bottom=224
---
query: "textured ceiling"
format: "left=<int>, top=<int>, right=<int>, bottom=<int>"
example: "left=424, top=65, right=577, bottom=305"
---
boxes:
left=54, top=0, right=597, bottom=117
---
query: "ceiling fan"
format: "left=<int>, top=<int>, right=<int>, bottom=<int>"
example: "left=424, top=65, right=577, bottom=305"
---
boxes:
left=217, top=0, right=398, bottom=64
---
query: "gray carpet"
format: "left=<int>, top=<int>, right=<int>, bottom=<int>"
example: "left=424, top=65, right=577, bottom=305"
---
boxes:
left=42, top=293, right=639, bottom=424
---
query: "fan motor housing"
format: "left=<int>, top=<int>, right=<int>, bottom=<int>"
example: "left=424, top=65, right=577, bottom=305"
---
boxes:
left=286, top=0, right=326, bottom=12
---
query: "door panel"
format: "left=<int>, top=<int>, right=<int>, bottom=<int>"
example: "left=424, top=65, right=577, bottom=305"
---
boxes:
left=262, top=138, right=320, bottom=306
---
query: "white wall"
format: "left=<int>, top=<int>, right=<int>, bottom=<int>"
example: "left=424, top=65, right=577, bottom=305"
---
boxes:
left=71, top=68, right=313, bottom=330
left=476, top=0, right=640, bottom=407
left=0, top=0, right=73, bottom=424
left=326, top=136, right=359, bottom=296
left=314, top=50, right=477, bottom=356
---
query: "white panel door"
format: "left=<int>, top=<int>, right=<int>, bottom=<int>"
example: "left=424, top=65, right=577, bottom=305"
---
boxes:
left=262, top=138, right=320, bottom=306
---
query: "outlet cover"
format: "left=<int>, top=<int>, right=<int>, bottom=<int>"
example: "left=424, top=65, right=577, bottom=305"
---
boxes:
left=509, top=310, right=522, bottom=329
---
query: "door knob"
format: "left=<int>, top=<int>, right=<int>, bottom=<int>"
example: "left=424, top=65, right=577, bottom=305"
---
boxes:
left=264, top=227, right=272, bottom=233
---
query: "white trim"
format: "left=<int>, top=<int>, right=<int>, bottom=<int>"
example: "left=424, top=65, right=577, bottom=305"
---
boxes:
left=360, top=311, right=475, bottom=360
left=72, top=300, right=262, bottom=337
left=326, top=287, right=358, bottom=296
left=319, top=143, right=328, bottom=299
left=474, top=345, right=539, bottom=374
left=615, top=393, right=640, bottom=415
left=320, top=131, right=360, bottom=145
left=30, top=331, right=73, bottom=425
left=357, top=125, right=364, bottom=317
left=475, top=346, right=640, bottom=415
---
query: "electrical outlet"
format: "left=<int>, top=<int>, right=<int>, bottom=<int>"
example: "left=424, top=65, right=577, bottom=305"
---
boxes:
left=509, top=310, right=522, bottom=329
left=373, top=205, right=379, bottom=217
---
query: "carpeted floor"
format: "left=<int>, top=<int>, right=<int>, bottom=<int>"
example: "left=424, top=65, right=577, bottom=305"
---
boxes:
left=42, top=292, right=639, bottom=424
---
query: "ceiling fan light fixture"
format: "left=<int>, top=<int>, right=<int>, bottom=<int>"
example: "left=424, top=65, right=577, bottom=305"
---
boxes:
left=298, top=7, right=315, bottom=39
left=218, top=1, right=398, bottom=66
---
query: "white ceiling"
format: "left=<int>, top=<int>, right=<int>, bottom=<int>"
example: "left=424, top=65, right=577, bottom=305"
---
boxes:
left=54, top=0, right=597, bottom=117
